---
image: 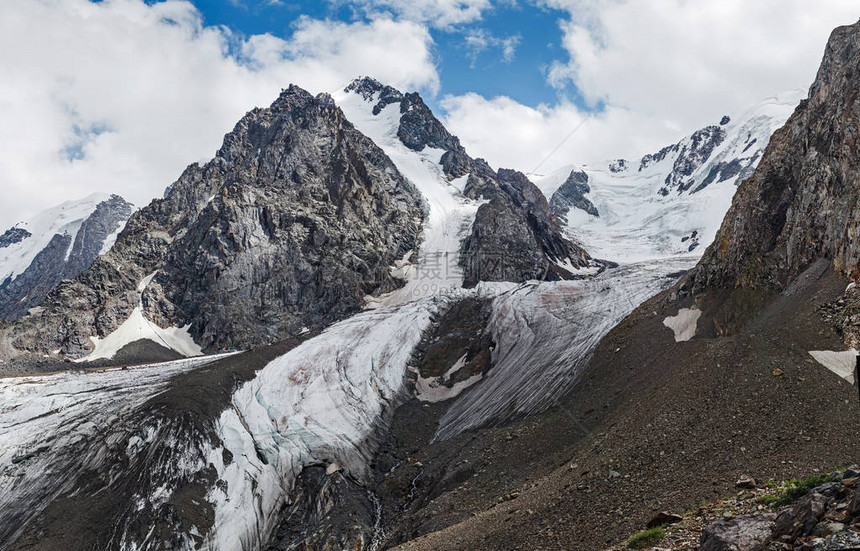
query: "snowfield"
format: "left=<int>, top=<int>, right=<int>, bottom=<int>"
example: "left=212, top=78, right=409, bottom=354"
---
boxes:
left=537, top=92, right=801, bottom=263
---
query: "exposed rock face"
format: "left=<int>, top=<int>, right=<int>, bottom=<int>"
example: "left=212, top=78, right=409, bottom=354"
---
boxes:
left=691, top=21, right=860, bottom=292
left=0, top=228, right=31, bottom=249
left=652, top=125, right=727, bottom=194
left=550, top=169, right=599, bottom=220
left=461, top=166, right=592, bottom=285
left=0, top=194, right=133, bottom=321
left=7, top=85, right=425, bottom=357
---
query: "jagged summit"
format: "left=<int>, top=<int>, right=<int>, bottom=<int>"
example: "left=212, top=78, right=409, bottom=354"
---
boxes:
left=337, top=77, right=596, bottom=287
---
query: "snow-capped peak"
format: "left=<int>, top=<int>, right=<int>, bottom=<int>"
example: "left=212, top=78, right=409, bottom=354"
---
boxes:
left=334, top=81, right=483, bottom=307
left=0, top=192, right=134, bottom=320
left=537, top=90, right=803, bottom=264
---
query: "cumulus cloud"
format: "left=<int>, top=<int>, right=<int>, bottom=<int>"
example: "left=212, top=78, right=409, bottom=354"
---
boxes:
left=442, top=1, right=860, bottom=176
left=0, top=0, right=438, bottom=229
left=441, top=94, right=679, bottom=178
left=544, top=0, right=860, bottom=124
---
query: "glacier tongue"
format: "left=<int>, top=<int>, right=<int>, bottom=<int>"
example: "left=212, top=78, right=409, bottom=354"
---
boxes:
left=204, top=296, right=456, bottom=550
left=435, top=257, right=698, bottom=440
left=0, top=355, right=230, bottom=548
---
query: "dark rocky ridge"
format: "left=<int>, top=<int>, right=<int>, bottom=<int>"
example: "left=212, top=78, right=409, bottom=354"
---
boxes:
left=0, top=227, right=31, bottom=249
left=346, top=77, right=594, bottom=287
left=0, top=194, right=133, bottom=321
left=690, top=20, right=860, bottom=298
left=550, top=169, right=599, bottom=221
left=5, top=85, right=425, bottom=357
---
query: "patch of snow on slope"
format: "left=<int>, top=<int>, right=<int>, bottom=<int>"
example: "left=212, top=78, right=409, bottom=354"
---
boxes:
left=334, top=90, right=482, bottom=307
left=809, top=349, right=857, bottom=384
left=79, top=272, right=202, bottom=362
left=0, top=192, right=111, bottom=284
left=414, top=353, right=483, bottom=403
left=663, top=307, right=701, bottom=342
left=99, top=217, right=130, bottom=255
left=204, top=297, right=452, bottom=550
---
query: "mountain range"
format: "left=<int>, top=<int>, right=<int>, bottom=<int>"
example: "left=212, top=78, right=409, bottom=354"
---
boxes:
left=2, top=18, right=860, bottom=551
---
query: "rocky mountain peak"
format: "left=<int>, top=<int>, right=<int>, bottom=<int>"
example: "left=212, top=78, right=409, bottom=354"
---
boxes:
left=690, top=20, right=860, bottom=293
left=4, top=82, right=426, bottom=358
left=338, top=79, right=595, bottom=287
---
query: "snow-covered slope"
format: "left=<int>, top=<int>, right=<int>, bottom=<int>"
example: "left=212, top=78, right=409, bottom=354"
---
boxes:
left=537, top=92, right=802, bottom=263
left=1, top=193, right=114, bottom=285
left=333, top=87, right=483, bottom=307
left=0, top=192, right=134, bottom=320
left=77, top=272, right=203, bottom=362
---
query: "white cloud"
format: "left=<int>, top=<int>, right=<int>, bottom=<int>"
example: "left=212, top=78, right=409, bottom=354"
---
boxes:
left=442, top=1, right=860, bottom=176
left=0, top=0, right=438, bottom=229
left=441, top=93, right=679, bottom=178
left=546, top=0, right=859, bottom=124
left=341, top=0, right=492, bottom=29
left=463, top=29, right=521, bottom=65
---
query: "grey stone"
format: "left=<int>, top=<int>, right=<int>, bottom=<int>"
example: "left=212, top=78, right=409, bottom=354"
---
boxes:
left=772, top=492, right=831, bottom=541
left=646, top=511, right=683, bottom=528
left=699, top=513, right=776, bottom=551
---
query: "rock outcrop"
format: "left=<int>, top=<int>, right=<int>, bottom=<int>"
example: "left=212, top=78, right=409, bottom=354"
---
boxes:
left=6, top=85, right=425, bottom=357
left=550, top=169, right=599, bottom=221
left=691, top=21, right=860, bottom=293
left=461, top=165, right=592, bottom=285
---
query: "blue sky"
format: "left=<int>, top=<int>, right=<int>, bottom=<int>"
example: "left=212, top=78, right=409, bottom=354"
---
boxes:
left=186, top=0, right=578, bottom=110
